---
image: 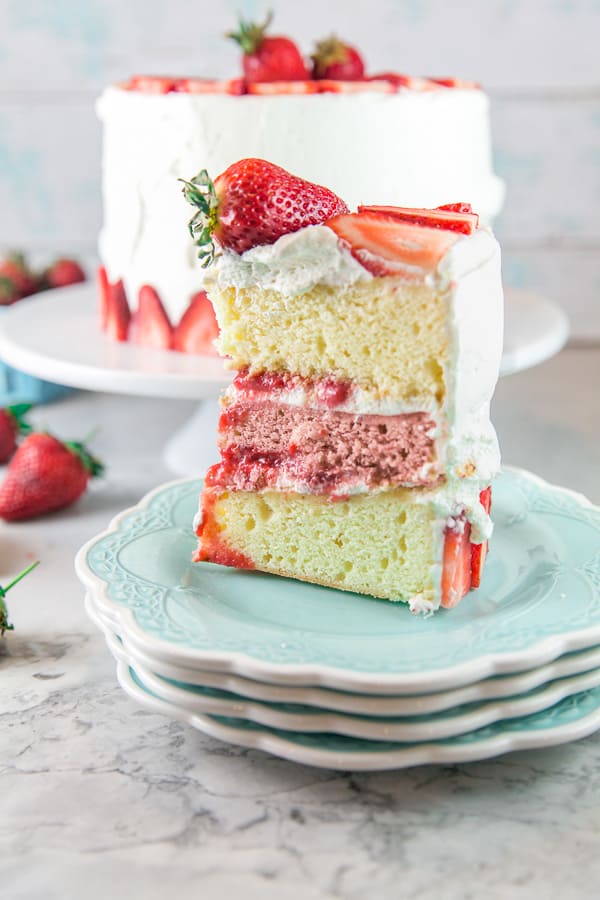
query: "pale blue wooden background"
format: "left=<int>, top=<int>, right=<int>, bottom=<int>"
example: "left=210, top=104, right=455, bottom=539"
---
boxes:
left=0, top=0, right=599, bottom=337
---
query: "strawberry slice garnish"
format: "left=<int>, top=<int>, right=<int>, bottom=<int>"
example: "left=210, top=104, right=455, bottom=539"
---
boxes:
left=317, top=79, right=394, bottom=93
left=178, top=77, right=247, bottom=95
left=130, top=285, right=173, bottom=350
left=437, top=202, right=475, bottom=215
left=127, top=75, right=181, bottom=93
left=175, top=78, right=227, bottom=93
left=471, top=486, right=492, bottom=589
left=357, top=204, right=479, bottom=235
left=0, top=404, right=32, bottom=464
left=181, top=158, right=348, bottom=263
left=311, top=36, right=365, bottom=80
left=429, top=77, right=480, bottom=90
left=441, top=518, right=472, bottom=609
left=368, top=73, right=439, bottom=91
left=227, top=13, right=309, bottom=83
left=326, top=211, right=459, bottom=278
left=247, top=80, right=320, bottom=95
left=173, top=291, right=219, bottom=355
left=0, top=432, right=103, bottom=521
left=104, top=278, right=130, bottom=341
left=97, top=266, right=110, bottom=330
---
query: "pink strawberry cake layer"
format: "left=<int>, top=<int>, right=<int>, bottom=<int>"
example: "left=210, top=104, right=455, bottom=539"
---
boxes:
left=215, top=379, right=440, bottom=494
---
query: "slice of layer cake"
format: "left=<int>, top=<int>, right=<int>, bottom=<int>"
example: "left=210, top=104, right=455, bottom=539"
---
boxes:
left=183, top=159, right=503, bottom=613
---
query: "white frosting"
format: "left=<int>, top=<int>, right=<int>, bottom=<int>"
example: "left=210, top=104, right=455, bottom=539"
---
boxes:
left=214, top=226, right=370, bottom=296
left=97, top=85, right=504, bottom=321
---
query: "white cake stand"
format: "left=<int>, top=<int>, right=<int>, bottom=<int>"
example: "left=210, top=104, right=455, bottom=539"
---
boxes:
left=0, top=283, right=569, bottom=475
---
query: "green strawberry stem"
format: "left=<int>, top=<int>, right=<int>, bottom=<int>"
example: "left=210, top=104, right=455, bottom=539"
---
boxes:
left=0, top=560, right=39, bottom=636
left=311, top=36, right=349, bottom=75
left=7, top=403, right=33, bottom=436
left=180, top=170, right=220, bottom=268
left=64, top=439, right=104, bottom=477
left=226, top=10, right=272, bottom=55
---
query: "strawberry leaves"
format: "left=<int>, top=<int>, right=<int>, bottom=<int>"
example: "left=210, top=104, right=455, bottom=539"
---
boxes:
left=0, top=560, right=40, bottom=636
left=180, top=169, right=220, bottom=268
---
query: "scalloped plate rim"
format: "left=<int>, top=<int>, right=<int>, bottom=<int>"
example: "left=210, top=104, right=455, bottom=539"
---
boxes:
left=94, top=604, right=600, bottom=743
left=114, top=659, right=600, bottom=771
left=75, top=465, right=600, bottom=696
left=85, top=590, right=600, bottom=715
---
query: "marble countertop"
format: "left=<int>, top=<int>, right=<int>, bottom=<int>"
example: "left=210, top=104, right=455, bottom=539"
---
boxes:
left=2, top=346, right=600, bottom=900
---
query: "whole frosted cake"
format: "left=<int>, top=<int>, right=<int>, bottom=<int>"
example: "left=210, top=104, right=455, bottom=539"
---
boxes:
left=96, top=20, right=504, bottom=350
left=184, top=158, right=503, bottom=613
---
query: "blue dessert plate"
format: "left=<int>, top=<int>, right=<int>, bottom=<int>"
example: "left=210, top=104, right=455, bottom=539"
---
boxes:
left=115, top=660, right=600, bottom=770
left=76, top=467, right=600, bottom=695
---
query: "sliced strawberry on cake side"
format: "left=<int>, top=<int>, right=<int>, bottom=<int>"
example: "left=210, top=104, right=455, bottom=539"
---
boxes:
left=173, top=291, right=219, bottom=355
left=104, top=278, right=131, bottom=341
left=471, top=486, right=492, bottom=589
left=129, top=285, right=173, bottom=350
left=441, top=517, right=472, bottom=609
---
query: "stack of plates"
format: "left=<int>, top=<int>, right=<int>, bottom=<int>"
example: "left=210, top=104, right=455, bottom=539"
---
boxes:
left=76, top=467, right=600, bottom=771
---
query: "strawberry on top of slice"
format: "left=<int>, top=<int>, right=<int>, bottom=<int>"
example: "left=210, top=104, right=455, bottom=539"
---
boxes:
left=310, top=35, right=365, bottom=80
left=326, top=211, right=460, bottom=279
left=358, top=203, right=479, bottom=234
left=227, top=12, right=309, bottom=82
left=181, top=158, right=349, bottom=264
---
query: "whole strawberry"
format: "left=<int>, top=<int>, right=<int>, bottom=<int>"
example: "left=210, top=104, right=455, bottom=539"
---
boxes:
left=181, top=158, right=349, bottom=264
left=0, top=433, right=103, bottom=521
left=227, top=12, right=309, bottom=82
left=44, top=258, right=86, bottom=289
left=311, top=36, right=365, bottom=80
left=0, top=404, right=32, bottom=464
left=0, top=253, right=38, bottom=305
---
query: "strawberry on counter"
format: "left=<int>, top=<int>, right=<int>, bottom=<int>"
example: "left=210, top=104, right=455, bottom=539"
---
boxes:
left=0, top=404, right=32, bottom=464
left=0, top=432, right=103, bottom=521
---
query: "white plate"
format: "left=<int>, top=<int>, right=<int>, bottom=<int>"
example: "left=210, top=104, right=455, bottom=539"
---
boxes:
left=0, top=285, right=230, bottom=399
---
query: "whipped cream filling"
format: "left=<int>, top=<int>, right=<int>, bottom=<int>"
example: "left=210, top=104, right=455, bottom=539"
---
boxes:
left=213, top=226, right=370, bottom=296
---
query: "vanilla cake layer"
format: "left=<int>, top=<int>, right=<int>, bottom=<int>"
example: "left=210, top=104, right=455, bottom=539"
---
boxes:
left=211, top=278, right=448, bottom=406
left=195, top=483, right=490, bottom=611
left=98, top=85, right=504, bottom=322
left=196, top=487, right=441, bottom=607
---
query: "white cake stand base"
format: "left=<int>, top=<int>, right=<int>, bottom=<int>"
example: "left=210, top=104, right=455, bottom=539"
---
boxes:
left=0, top=283, right=569, bottom=476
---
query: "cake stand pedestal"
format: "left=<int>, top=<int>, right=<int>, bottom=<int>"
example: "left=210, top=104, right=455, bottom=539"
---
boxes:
left=0, top=283, right=569, bottom=476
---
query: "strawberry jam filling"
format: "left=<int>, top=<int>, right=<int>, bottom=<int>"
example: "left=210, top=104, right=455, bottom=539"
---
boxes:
left=232, top=368, right=352, bottom=408
left=210, top=399, right=439, bottom=493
